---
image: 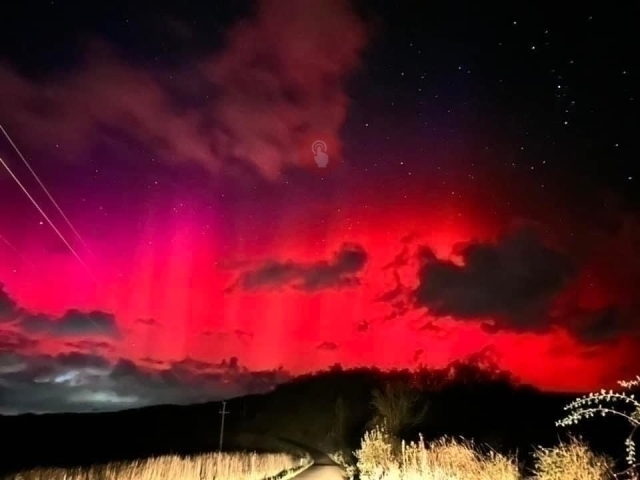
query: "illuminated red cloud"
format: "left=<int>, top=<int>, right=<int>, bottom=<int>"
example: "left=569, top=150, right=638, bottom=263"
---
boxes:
left=1, top=197, right=640, bottom=411
left=0, top=0, right=369, bottom=181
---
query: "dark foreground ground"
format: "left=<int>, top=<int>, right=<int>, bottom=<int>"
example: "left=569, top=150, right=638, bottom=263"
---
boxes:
left=0, top=366, right=633, bottom=477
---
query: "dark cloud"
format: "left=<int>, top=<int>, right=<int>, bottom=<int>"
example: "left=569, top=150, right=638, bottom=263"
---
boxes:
left=109, top=358, right=142, bottom=380
left=418, top=321, right=444, bottom=333
left=234, top=329, right=254, bottom=341
left=0, top=352, right=28, bottom=375
left=229, top=242, right=368, bottom=292
left=412, top=348, right=424, bottom=363
left=230, top=261, right=298, bottom=291
left=375, top=271, right=405, bottom=302
left=0, top=284, right=18, bottom=322
left=383, top=300, right=412, bottom=322
left=0, top=329, right=38, bottom=351
left=217, top=356, right=240, bottom=371
left=317, top=341, right=339, bottom=351
left=140, top=357, right=166, bottom=367
left=356, top=320, right=370, bottom=332
left=210, top=329, right=254, bottom=344
left=172, top=357, right=215, bottom=373
left=55, top=351, right=112, bottom=370
left=64, top=339, right=114, bottom=352
left=401, top=232, right=420, bottom=244
left=377, top=246, right=424, bottom=322
left=576, top=216, right=640, bottom=307
left=0, top=0, right=369, bottom=180
left=19, top=309, right=121, bottom=338
left=0, top=286, right=120, bottom=357
left=382, top=246, right=411, bottom=271
left=136, top=318, right=161, bottom=327
left=562, top=306, right=637, bottom=345
left=479, top=322, right=502, bottom=335
left=375, top=269, right=414, bottom=323
left=413, top=229, right=574, bottom=333
left=0, top=351, right=292, bottom=414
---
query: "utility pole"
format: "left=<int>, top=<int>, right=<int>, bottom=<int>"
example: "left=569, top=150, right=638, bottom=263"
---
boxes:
left=219, top=401, right=229, bottom=452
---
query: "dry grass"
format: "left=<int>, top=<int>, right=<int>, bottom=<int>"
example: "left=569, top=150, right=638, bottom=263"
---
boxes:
left=355, top=424, right=519, bottom=480
left=531, top=438, right=614, bottom=480
left=354, top=423, right=619, bottom=480
left=6, top=451, right=309, bottom=480
left=400, top=436, right=519, bottom=480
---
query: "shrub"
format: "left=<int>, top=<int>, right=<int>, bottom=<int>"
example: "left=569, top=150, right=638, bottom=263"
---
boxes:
left=354, top=423, right=398, bottom=480
left=531, top=438, right=614, bottom=480
left=556, top=375, right=640, bottom=479
left=329, top=449, right=358, bottom=480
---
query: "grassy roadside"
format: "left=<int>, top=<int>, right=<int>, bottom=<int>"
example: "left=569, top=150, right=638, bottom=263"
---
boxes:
left=4, top=433, right=312, bottom=480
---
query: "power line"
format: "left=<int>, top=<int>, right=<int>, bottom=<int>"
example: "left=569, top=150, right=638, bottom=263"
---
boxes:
left=0, top=233, right=19, bottom=255
left=0, top=125, right=94, bottom=257
left=0, top=233, right=35, bottom=268
left=0, top=156, right=105, bottom=336
left=219, top=401, right=229, bottom=452
left=0, top=130, right=126, bottom=344
left=0, top=154, right=97, bottom=283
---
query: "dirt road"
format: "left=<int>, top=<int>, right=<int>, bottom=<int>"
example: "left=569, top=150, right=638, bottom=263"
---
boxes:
left=281, top=439, right=345, bottom=480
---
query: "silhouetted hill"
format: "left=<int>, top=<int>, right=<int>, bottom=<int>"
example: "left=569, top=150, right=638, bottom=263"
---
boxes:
left=0, top=364, right=632, bottom=476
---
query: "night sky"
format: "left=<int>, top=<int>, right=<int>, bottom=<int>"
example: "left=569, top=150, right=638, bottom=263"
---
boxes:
left=0, top=1, right=638, bottom=414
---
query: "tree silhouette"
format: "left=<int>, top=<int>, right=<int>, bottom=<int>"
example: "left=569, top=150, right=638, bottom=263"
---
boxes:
left=368, top=380, right=428, bottom=438
left=329, top=395, right=349, bottom=448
